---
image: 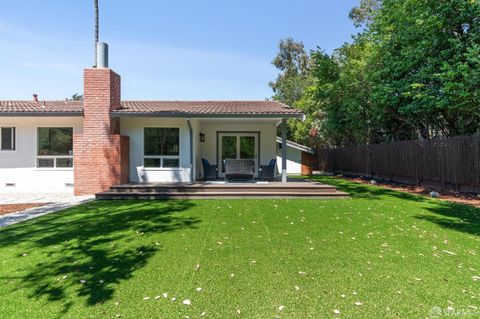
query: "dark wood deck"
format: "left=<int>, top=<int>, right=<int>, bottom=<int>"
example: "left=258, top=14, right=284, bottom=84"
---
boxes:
left=96, top=179, right=348, bottom=199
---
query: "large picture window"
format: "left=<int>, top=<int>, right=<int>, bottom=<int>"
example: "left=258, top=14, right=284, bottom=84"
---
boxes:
left=37, top=127, right=73, bottom=168
left=0, top=127, right=16, bottom=151
left=144, top=127, right=180, bottom=168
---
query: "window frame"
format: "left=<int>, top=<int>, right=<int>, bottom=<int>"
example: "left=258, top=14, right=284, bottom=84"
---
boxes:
left=35, top=126, right=74, bottom=170
left=143, top=127, right=181, bottom=170
left=0, top=126, right=16, bottom=152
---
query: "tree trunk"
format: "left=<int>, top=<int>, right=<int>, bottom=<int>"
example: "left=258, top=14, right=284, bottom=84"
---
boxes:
left=94, top=0, right=99, bottom=67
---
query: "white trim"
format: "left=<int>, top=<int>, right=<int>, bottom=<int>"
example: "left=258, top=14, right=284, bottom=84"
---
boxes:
left=141, top=167, right=184, bottom=172
left=35, top=126, right=74, bottom=169
left=0, top=126, right=17, bottom=152
left=276, top=137, right=315, bottom=154
left=36, top=155, right=74, bottom=169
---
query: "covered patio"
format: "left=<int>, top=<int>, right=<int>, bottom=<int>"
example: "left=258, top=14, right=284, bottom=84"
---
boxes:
left=113, top=101, right=306, bottom=185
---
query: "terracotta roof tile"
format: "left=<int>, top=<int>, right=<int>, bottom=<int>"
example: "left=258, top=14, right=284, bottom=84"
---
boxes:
left=116, top=101, right=302, bottom=116
left=0, top=100, right=83, bottom=114
left=0, top=100, right=303, bottom=117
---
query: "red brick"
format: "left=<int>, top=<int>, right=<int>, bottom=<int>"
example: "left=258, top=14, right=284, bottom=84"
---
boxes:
left=74, top=68, right=129, bottom=195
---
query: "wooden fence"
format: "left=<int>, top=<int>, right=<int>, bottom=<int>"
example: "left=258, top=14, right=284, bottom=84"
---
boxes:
left=317, top=135, right=480, bottom=193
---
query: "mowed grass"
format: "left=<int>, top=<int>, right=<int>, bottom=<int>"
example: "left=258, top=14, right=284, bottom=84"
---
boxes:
left=0, top=177, right=479, bottom=318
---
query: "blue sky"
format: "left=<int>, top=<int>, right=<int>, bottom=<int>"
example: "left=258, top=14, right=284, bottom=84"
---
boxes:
left=0, top=0, right=359, bottom=100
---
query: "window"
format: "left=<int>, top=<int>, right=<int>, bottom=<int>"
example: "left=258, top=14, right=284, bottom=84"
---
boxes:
left=37, top=127, right=73, bottom=168
left=144, top=127, right=180, bottom=168
left=1, top=127, right=16, bottom=151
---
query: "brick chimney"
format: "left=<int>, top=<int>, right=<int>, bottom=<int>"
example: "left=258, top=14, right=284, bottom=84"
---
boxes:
left=73, top=68, right=129, bottom=195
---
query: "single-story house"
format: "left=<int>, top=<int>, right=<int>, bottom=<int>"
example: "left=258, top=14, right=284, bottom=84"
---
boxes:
left=0, top=47, right=304, bottom=195
left=276, top=137, right=315, bottom=175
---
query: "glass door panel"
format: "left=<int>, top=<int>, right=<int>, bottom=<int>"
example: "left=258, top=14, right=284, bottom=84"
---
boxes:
left=240, top=136, right=255, bottom=159
left=221, top=135, right=237, bottom=173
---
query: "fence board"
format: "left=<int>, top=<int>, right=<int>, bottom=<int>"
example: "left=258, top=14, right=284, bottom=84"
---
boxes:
left=318, top=135, right=480, bottom=193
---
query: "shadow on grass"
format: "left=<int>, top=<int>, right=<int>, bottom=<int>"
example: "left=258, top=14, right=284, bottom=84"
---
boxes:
left=0, top=200, right=199, bottom=313
left=310, top=175, right=480, bottom=237
left=308, top=175, right=426, bottom=201
left=419, top=201, right=480, bottom=236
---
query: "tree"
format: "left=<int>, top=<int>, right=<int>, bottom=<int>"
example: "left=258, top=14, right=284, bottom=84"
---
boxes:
left=349, top=0, right=382, bottom=27
left=368, top=0, right=480, bottom=139
left=71, top=93, right=83, bottom=101
left=270, top=0, right=480, bottom=147
left=269, top=38, right=314, bottom=142
left=269, top=38, right=311, bottom=107
left=318, top=0, right=480, bottom=145
left=93, top=0, right=99, bottom=67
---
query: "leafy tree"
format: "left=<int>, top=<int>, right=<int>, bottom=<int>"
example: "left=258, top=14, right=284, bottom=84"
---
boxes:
left=349, top=0, right=382, bottom=27
left=369, top=0, right=480, bottom=139
left=71, top=93, right=83, bottom=101
left=269, top=38, right=315, bottom=142
left=269, top=38, right=311, bottom=107
left=270, top=0, right=480, bottom=147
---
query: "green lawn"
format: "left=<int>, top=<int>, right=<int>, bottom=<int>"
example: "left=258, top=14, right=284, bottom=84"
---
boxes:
left=0, top=177, right=479, bottom=318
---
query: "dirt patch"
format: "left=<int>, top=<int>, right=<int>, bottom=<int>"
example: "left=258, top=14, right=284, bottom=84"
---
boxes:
left=344, top=177, right=480, bottom=208
left=0, top=204, right=47, bottom=216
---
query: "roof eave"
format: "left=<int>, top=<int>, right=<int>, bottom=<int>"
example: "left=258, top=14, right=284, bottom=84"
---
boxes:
left=110, top=112, right=304, bottom=119
left=276, top=137, right=315, bottom=154
left=0, top=112, right=83, bottom=117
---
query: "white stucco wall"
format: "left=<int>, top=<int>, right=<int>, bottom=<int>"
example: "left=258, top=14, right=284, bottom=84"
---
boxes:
left=0, top=116, right=284, bottom=189
left=0, top=117, right=83, bottom=193
left=120, top=118, right=279, bottom=182
left=120, top=117, right=192, bottom=183
left=197, top=119, right=278, bottom=179
left=276, top=143, right=302, bottom=175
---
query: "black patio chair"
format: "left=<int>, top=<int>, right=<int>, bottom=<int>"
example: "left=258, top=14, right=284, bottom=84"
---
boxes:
left=201, top=158, right=218, bottom=180
left=259, top=159, right=276, bottom=181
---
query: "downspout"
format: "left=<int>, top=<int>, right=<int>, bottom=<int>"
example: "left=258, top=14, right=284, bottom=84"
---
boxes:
left=187, top=118, right=194, bottom=183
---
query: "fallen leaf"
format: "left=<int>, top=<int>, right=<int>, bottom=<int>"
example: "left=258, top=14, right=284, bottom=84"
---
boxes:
left=443, top=250, right=456, bottom=255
